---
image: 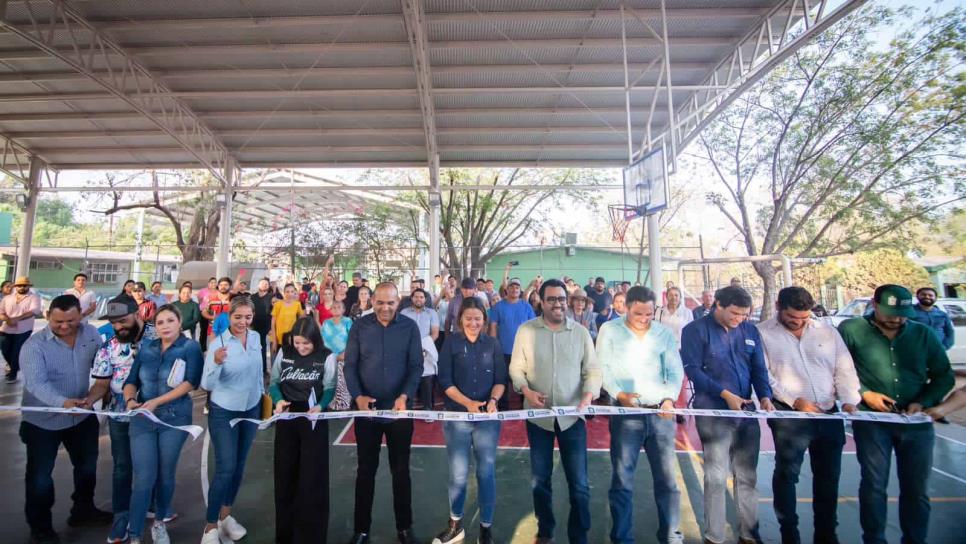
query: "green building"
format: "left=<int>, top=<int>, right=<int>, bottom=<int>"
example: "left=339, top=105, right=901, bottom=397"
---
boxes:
left=0, top=245, right=180, bottom=295
left=485, top=246, right=676, bottom=287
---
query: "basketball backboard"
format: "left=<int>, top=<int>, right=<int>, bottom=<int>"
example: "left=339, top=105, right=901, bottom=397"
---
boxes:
left=623, top=146, right=669, bottom=216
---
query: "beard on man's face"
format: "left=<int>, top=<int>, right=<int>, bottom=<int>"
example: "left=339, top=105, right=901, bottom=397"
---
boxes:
left=113, top=321, right=142, bottom=342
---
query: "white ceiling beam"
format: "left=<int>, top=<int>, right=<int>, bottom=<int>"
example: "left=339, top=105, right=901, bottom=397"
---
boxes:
left=0, top=107, right=671, bottom=122
left=0, top=36, right=734, bottom=60
left=4, top=126, right=649, bottom=139
left=0, top=8, right=778, bottom=32
left=0, top=85, right=719, bottom=102
left=47, top=159, right=626, bottom=170
left=34, top=144, right=629, bottom=155
left=400, top=0, right=440, bottom=190
left=18, top=182, right=624, bottom=193
left=0, top=0, right=233, bottom=184
left=0, top=62, right=709, bottom=82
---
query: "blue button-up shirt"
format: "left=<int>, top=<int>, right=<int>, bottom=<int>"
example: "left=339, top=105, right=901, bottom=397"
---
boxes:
left=597, top=318, right=683, bottom=406
left=910, top=304, right=955, bottom=350
left=437, top=332, right=506, bottom=412
left=344, top=312, right=424, bottom=409
left=202, top=329, right=264, bottom=412
left=125, top=334, right=203, bottom=421
left=21, top=324, right=101, bottom=430
left=681, top=314, right=772, bottom=410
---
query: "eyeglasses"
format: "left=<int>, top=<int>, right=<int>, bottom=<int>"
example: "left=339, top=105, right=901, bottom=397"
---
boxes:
left=543, top=296, right=568, bottom=305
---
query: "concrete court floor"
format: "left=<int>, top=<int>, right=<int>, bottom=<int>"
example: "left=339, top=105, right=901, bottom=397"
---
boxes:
left=0, top=385, right=964, bottom=544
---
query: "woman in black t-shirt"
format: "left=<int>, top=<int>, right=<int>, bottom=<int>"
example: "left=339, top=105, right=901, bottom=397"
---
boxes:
left=268, top=317, right=335, bottom=544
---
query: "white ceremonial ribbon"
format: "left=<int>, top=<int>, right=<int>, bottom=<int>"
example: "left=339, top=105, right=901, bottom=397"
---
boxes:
left=227, top=404, right=932, bottom=429
left=0, top=405, right=205, bottom=439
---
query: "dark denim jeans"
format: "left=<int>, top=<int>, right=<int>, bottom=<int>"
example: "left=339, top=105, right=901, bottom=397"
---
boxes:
left=107, top=418, right=133, bottom=539
left=526, top=419, right=591, bottom=544
left=3, top=329, right=32, bottom=377
left=695, top=416, right=761, bottom=544
left=206, top=401, right=260, bottom=523
left=128, top=406, right=190, bottom=536
left=443, top=420, right=501, bottom=525
left=769, top=416, right=846, bottom=544
left=19, top=415, right=100, bottom=534
left=852, top=421, right=934, bottom=544
left=608, top=414, right=682, bottom=544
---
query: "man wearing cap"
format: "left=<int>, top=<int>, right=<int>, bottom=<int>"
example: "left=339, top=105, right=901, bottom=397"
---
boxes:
left=64, top=273, right=97, bottom=324
left=86, top=297, right=151, bottom=543
left=444, top=277, right=489, bottom=333
left=488, top=276, right=535, bottom=410
left=1, top=276, right=43, bottom=383
left=20, top=294, right=112, bottom=543
left=838, top=284, right=954, bottom=544
left=586, top=276, right=613, bottom=314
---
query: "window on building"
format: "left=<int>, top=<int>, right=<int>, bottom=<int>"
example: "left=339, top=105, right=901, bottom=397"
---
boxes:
left=29, top=259, right=63, bottom=271
left=90, top=262, right=120, bottom=284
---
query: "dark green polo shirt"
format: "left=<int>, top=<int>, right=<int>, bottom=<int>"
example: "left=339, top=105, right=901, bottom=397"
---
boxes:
left=838, top=316, right=953, bottom=410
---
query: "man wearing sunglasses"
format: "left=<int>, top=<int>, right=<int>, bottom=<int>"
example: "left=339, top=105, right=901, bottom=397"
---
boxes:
left=509, top=278, right=601, bottom=544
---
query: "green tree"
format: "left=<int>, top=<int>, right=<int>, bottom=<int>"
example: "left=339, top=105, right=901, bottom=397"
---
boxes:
left=401, top=168, right=607, bottom=278
left=695, top=6, right=965, bottom=318
left=824, top=249, right=930, bottom=300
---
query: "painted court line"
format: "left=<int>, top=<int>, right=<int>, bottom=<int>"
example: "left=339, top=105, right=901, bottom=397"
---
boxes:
left=846, top=430, right=965, bottom=484
left=200, top=428, right=210, bottom=507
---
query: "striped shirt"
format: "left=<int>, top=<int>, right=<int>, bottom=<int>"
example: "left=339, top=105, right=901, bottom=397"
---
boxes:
left=757, top=317, right=861, bottom=410
left=21, top=324, right=102, bottom=430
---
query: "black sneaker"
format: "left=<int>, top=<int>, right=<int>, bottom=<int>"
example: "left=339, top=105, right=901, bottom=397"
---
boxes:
left=398, top=527, right=424, bottom=544
left=478, top=525, right=494, bottom=544
left=432, top=519, right=464, bottom=544
left=67, top=506, right=113, bottom=527
left=29, top=530, right=61, bottom=544
left=5, top=372, right=16, bottom=384
left=346, top=533, right=369, bottom=544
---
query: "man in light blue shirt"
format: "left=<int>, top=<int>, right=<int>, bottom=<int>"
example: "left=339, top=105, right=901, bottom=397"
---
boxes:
left=597, top=286, right=684, bottom=544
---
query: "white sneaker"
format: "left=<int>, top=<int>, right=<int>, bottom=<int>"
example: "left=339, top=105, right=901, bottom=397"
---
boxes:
left=150, top=522, right=170, bottom=544
left=200, top=528, right=222, bottom=544
left=219, top=515, right=247, bottom=540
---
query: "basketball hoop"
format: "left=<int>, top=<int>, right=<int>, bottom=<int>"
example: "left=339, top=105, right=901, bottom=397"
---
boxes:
left=608, top=205, right=641, bottom=244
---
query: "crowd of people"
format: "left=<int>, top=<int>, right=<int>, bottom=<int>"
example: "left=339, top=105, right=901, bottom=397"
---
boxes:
left=4, top=263, right=963, bottom=544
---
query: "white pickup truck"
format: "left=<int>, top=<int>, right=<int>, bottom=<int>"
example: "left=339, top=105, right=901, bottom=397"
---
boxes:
left=828, top=297, right=966, bottom=366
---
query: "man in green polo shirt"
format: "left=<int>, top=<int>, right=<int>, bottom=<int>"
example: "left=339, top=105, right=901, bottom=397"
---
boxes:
left=838, top=284, right=953, bottom=544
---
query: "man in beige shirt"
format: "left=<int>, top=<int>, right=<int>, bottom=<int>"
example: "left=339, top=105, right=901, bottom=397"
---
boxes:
left=509, top=279, right=601, bottom=544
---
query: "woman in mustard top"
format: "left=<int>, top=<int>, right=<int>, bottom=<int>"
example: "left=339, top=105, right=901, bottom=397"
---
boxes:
left=270, top=283, right=304, bottom=355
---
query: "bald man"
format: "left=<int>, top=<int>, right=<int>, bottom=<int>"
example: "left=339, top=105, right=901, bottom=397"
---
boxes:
left=344, top=283, right=424, bottom=544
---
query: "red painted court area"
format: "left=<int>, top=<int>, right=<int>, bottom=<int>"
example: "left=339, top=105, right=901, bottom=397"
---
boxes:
left=335, top=415, right=859, bottom=453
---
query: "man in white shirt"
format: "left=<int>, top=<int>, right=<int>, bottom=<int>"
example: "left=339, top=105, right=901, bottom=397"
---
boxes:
left=656, top=286, right=692, bottom=345
left=64, top=273, right=97, bottom=324
left=757, top=286, right=861, bottom=544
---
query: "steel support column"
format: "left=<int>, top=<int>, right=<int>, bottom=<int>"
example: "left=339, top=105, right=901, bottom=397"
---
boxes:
left=216, top=162, right=236, bottom=279
left=14, top=157, right=43, bottom=279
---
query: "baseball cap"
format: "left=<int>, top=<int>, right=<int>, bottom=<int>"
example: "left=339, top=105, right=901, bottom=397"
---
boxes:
left=873, top=284, right=916, bottom=317
left=508, top=278, right=522, bottom=287
left=460, top=277, right=476, bottom=289
left=99, top=296, right=139, bottom=321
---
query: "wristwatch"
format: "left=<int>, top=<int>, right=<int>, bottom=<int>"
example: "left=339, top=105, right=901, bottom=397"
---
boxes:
left=489, top=398, right=498, bottom=403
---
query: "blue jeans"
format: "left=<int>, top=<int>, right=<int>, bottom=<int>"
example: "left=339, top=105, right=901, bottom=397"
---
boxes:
left=128, top=406, right=190, bottom=536
left=608, top=414, right=682, bottom=544
left=108, top=418, right=133, bottom=539
left=769, top=416, right=845, bottom=544
left=852, top=421, right=934, bottom=544
left=443, top=420, right=501, bottom=525
left=206, top=401, right=260, bottom=523
left=695, top=416, right=761, bottom=544
left=526, top=419, right=591, bottom=544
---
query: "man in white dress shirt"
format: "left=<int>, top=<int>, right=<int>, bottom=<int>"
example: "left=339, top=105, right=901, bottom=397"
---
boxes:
left=758, top=286, right=861, bottom=544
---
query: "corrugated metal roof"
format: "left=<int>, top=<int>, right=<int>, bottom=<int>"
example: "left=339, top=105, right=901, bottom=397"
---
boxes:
left=0, top=0, right=812, bottom=170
